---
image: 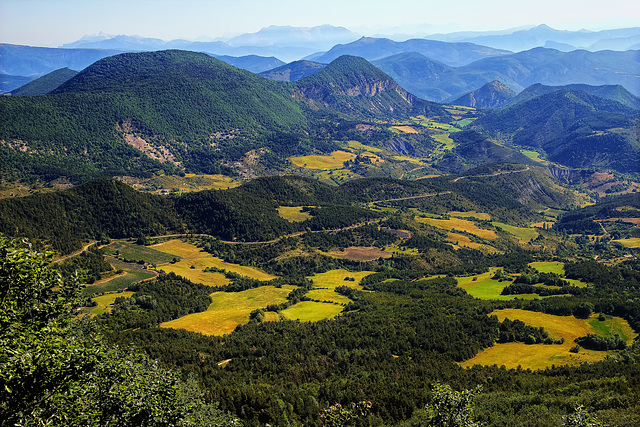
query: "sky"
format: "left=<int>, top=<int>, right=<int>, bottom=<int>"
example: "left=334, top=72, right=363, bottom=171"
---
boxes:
left=0, top=0, right=637, bottom=47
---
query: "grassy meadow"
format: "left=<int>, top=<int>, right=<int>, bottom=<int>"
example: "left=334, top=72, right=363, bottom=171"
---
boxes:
left=491, top=221, right=539, bottom=243
left=277, top=206, right=313, bottom=222
left=103, top=241, right=177, bottom=265
left=614, top=238, right=640, bottom=248
left=280, top=301, right=344, bottom=322
left=457, top=268, right=539, bottom=300
left=85, top=291, right=135, bottom=316
left=461, top=309, right=637, bottom=370
left=323, top=246, right=392, bottom=262
left=289, top=150, right=355, bottom=169
left=161, top=285, right=296, bottom=335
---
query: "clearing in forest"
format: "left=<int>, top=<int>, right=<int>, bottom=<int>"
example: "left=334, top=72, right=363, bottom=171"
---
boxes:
left=277, top=206, right=313, bottom=222
left=528, top=261, right=588, bottom=288
left=280, top=301, right=344, bottom=322
left=390, top=125, right=419, bottom=134
left=415, top=216, right=498, bottom=240
left=289, top=150, right=356, bottom=169
left=161, top=285, right=296, bottom=335
left=461, top=309, right=637, bottom=370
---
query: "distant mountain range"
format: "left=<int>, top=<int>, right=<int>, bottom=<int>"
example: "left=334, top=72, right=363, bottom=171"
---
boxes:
left=426, top=24, right=640, bottom=53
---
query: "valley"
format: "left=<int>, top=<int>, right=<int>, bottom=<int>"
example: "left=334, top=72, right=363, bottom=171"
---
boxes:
left=1, top=37, right=639, bottom=426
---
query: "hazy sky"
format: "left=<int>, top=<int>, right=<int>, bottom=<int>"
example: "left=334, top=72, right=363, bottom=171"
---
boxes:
left=1, top=0, right=637, bottom=47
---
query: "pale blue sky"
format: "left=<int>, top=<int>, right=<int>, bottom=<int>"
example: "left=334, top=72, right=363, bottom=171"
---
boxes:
left=1, top=0, right=636, bottom=46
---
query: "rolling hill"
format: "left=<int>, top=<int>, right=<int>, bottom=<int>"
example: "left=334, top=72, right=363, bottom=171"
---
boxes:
left=8, top=67, right=78, bottom=96
left=473, top=89, right=640, bottom=173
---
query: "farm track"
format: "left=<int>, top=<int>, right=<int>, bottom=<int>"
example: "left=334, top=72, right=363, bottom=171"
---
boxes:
left=54, top=240, right=97, bottom=263
left=451, top=166, right=530, bottom=182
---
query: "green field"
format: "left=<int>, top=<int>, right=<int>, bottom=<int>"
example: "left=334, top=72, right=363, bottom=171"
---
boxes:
left=82, top=258, right=156, bottom=296
left=344, top=140, right=384, bottom=153
left=457, top=268, right=538, bottom=300
left=103, top=241, right=177, bottom=265
left=161, top=285, right=296, bottom=336
left=491, top=221, right=539, bottom=243
left=447, top=232, right=500, bottom=254
left=280, top=301, right=344, bottom=322
left=461, top=309, right=637, bottom=370
left=529, top=261, right=588, bottom=288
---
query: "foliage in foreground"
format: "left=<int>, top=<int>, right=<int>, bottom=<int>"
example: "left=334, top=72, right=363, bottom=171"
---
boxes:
left=0, top=235, right=239, bottom=426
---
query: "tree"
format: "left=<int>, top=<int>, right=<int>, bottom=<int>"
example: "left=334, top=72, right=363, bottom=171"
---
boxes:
left=0, top=236, right=240, bottom=426
left=423, top=383, right=483, bottom=427
left=563, top=405, right=607, bottom=427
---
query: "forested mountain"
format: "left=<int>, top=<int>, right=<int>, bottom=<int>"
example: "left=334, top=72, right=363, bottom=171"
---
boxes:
left=292, top=55, right=445, bottom=119
left=505, top=83, right=640, bottom=110
left=210, top=54, right=286, bottom=73
left=451, top=80, right=516, bottom=109
left=473, top=89, right=640, bottom=173
left=8, top=67, right=78, bottom=96
left=260, top=60, right=326, bottom=82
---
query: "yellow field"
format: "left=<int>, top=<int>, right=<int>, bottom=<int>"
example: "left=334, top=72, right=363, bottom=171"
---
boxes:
left=461, top=309, right=637, bottom=370
left=309, top=269, right=375, bottom=289
left=449, top=211, right=492, bottom=221
left=153, top=240, right=276, bottom=284
left=151, top=239, right=205, bottom=258
left=306, top=289, right=352, bottom=305
left=87, top=292, right=134, bottom=316
left=492, top=222, right=539, bottom=243
left=289, top=150, right=356, bottom=169
left=447, top=232, right=500, bottom=253
left=391, top=125, right=419, bottom=134
left=161, top=285, right=296, bottom=335
left=615, top=238, right=640, bottom=248
left=159, top=260, right=231, bottom=287
left=280, top=301, right=344, bottom=322
left=277, top=206, right=313, bottom=222
left=415, top=216, right=497, bottom=240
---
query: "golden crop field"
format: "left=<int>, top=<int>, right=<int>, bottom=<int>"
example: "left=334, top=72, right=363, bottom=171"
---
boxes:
left=415, top=216, right=498, bottom=240
left=161, top=285, right=296, bottom=336
left=309, top=269, right=375, bottom=289
left=280, top=301, right=344, bottom=322
left=277, top=206, right=313, bottom=222
left=461, top=309, right=637, bottom=370
left=615, top=238, right=640, bottom=248
left=153, top=240, right=277, bottom=284
left=289, top=150, right=356, bottom=169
